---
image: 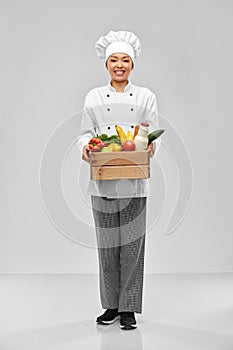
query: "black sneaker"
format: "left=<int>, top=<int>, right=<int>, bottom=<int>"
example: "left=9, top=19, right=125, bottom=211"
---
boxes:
left=96, top=308, right=120, bottom=325
left=119, top=312, right=137, bottom=330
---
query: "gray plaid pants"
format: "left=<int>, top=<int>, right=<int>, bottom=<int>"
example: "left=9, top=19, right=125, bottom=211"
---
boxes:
left=91, top=195, right=147, bottom=314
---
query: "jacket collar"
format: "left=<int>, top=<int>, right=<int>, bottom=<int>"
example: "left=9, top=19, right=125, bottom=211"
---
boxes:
left=108, top=80, right=132, bottom=93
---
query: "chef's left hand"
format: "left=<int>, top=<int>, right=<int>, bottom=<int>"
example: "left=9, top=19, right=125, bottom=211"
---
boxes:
left=147, top=141, right=156, bottom=157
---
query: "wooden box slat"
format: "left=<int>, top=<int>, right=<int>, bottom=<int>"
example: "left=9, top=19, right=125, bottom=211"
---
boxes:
left=90, top=150, right=149, bottom=167
left=90, top=150, right=150, bottom=180
left=91, top=165, right=150, bottom=180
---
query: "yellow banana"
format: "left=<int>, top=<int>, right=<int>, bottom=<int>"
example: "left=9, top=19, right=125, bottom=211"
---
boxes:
left=126, top=131, right=134, bottom=140
left=115, top=125, right=127, bottom=142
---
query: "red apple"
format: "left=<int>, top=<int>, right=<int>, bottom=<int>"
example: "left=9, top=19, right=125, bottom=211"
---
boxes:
left=122, top=140, right=136, bottom=151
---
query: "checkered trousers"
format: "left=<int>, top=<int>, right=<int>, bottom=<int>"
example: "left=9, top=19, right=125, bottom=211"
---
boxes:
left=91, top=196, right=147, bottom=314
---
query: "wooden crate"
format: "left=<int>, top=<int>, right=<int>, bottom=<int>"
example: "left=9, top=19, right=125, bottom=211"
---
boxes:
left=90, top=150, right=150, bottom=180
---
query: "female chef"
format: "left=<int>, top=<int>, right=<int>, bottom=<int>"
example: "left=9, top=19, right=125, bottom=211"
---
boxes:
left=77, top=30, right=160, bottom=330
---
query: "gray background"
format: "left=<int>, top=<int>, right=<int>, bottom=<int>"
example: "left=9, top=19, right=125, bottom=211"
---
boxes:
left=1, top=0, right=232, bottom=273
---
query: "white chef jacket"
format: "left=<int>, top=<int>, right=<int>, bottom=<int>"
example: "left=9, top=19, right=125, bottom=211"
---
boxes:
left=76, top=80, right=160, bottom=198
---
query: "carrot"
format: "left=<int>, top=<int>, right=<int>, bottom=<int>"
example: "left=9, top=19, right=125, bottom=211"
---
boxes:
left=133, top=125, right=140, bottom=139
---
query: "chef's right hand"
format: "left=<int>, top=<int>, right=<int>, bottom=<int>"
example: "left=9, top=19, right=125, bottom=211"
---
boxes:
left=82, top=144, right=90, bottom=162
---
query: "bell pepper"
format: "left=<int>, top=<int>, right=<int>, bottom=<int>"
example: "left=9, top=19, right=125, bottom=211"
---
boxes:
left=88, top=137, right=107, bottom=152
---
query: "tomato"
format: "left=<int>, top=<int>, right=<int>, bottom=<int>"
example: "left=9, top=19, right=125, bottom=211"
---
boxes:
left=122, top=140, right=136, bottom=151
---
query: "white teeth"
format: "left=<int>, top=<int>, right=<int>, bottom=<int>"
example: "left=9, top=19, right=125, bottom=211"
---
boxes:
left=115, top=71, right=124, bottom=75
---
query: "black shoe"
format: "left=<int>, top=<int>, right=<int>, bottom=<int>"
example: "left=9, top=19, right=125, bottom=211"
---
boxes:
left=96, top=308, right=120, bottom=325
left=119, top=312, right=137, bottom=330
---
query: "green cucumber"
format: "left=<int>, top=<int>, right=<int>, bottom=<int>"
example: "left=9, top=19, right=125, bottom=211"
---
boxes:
left=148, top=129, right=165, bottom=144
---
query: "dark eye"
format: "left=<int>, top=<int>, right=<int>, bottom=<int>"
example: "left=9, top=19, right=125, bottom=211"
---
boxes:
left=124, top=60, right=130, bottom=62
left=110, top=59, right=116, bottom=62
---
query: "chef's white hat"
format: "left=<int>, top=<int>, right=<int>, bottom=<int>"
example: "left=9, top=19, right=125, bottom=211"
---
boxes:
left=95, top=30, right=141, bottom=64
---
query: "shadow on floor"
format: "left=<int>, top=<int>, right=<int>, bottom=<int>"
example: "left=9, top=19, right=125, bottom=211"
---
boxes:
left=1, top=311, right=233, bottom=350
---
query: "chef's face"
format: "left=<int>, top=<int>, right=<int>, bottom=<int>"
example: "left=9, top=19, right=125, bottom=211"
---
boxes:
left=106, top=53, right=133, bottom=83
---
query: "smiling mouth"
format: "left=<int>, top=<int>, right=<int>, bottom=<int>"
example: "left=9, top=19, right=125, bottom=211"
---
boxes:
left=114, top=70, right=125, bottom=76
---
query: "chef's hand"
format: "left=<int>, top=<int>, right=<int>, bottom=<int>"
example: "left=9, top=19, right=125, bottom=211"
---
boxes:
left=82, top=144, right=90, bottom=162
left=147, top=141, right=156, bottom=157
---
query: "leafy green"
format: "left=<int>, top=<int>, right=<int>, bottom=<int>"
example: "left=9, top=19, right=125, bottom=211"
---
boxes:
left=107, top=134, right=119, bottom=140
left=97, top=133, right=122, bottom=144
left=98, top=134, right=108, bottom=141
left=106, top=136, right=122, bottom=145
